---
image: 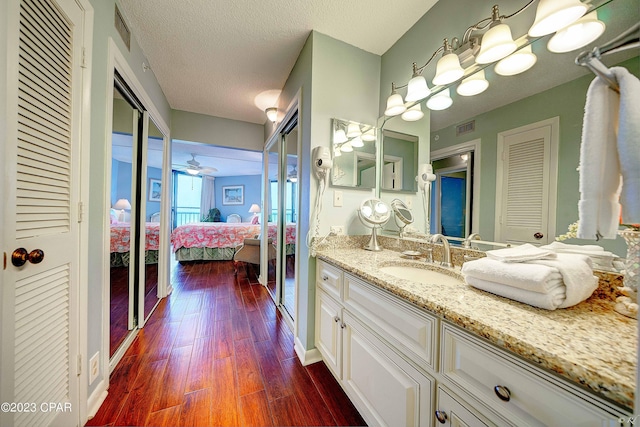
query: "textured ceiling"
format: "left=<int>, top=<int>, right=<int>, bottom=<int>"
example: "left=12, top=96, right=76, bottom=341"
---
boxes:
left=118, top=0, right=439, bottom=125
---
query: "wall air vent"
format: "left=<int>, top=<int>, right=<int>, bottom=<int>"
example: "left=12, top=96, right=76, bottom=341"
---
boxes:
left=456, top=120, right=475, bottom=136
left=115, top=5, right=131, bottom=51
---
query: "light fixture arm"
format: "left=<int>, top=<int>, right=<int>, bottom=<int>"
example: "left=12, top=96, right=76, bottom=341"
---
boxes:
left=461, top=1, right=537, bottom=44
left=414, top=40, right=449, bottom=74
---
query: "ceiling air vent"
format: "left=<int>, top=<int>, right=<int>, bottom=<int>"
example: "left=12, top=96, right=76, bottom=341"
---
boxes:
left=456, top=120, right=475, bottom=136
left=115, top=5, right=131, bottom=51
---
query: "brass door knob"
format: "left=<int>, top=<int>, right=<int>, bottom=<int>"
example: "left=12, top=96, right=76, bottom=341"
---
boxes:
left=534, top=232, right=544, bottom=240
left=11, top=248, right=45, bottom=267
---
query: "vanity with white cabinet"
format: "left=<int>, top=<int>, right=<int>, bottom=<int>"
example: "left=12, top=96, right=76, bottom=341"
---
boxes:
left=315, top=248, right=635, bottom=427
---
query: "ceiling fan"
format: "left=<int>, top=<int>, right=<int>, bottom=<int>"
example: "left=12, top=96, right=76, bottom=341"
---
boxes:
left=173, top=153, right=218, bottom=176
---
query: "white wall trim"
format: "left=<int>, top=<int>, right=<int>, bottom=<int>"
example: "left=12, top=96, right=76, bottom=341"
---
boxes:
left=85, top=384, right=108, bottom=420
left=294, top=336, right=322, bottom=366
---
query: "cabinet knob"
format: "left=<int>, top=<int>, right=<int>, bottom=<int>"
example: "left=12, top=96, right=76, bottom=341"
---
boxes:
left=340, top=322, right=346, bottom=329
left=494, top=385, right=511, bottom=402
left=11, top=248, right=44, bottom=267
left=435, top=410, right=448, bottom=424
left=334, top=316, right=340, bottom=323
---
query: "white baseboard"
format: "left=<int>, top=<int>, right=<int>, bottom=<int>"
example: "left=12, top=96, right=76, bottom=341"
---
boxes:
left=294, top=336, right=322, bottom=366
left=86, top=381, right=108, bottom=420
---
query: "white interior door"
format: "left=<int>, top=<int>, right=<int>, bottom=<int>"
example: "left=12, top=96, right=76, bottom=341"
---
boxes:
left=1, top=0, right=85, bottom=425
left=495, top=118, right=559, bottom=245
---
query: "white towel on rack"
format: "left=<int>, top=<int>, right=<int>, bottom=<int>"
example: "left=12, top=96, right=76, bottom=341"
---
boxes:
left=578, top=67, right=640, bottom=239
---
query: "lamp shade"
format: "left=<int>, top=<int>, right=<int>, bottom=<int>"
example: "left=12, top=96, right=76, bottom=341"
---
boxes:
left=547, top=11, right=605, bottom=53
left=249, top=203, right=261, bottom=214
left=426, top=88, right=453, bottom=110
left=265, top=107, right=278, bottom=122
left=346, top=123, right=361, bottom=138
left=432, top=53, right=464, bottom=86
left=456, top=70, right=489, bottom=96
left=528, top=0, right=587, bottom=37
left=384, top=92, right=406, bottom=116
left=340, top=141, right=354, bottom=152
left=476, top=23, right=517, bottom=64
left=401, top=103, right=424, bottom=121
left=350, top=136, right=364, bottom=147
left=495, top=45, right=537, bottom=76
left=405, top=75, right=430, bottom=102
left=361, top=129, right=376, bottom=141
left=333, top=128, right=347, bottom=144
left=113, top=199, right=131, bottom=210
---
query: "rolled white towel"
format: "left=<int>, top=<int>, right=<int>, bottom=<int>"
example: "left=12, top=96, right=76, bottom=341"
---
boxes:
left=486, top=243, right=557, bottom=263
left=466, top=276, right=566, bottom=310
left=530, top=253, right=598, bottom=308
left=461, top=257, right=562, bottom=293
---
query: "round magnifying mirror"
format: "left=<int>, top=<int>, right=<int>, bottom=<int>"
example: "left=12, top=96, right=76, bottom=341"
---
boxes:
left=358, top=198, right=390, bottom=251
left=391, top=199, right=414, bottom=236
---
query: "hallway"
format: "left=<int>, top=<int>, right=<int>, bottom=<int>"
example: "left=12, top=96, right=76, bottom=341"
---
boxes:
left=87, top=261, right=365, bottom=426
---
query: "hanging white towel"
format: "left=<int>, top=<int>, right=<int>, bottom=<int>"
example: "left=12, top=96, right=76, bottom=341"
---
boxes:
left=578, top=67, right=640, bottom=239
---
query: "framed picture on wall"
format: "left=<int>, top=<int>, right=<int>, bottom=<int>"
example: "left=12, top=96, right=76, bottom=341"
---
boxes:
left=222, top=185, right=244, bottom=205
left=148, top=178, right=162, bottom=202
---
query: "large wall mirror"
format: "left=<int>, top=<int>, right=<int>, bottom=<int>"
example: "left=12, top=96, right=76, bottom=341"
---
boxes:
left=330, top=118, right=377, bottom=189
left=380, top=0, right=638, bottom=256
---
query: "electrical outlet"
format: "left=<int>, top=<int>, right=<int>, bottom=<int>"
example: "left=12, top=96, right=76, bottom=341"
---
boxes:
left=89, top=352, right=99, bottom=384
left=333, top=190, right=343, bottom=207
left=330, top=226, right=344, bottom=235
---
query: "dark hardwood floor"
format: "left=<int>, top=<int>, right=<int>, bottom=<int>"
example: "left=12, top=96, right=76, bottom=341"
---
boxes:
left=88, top=260, right=366, bottom=427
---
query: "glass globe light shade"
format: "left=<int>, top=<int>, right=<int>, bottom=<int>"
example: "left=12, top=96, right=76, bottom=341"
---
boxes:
left=333, top=128, right=347, bottom=144
left=476, top=23, right=517, bottom=64
left=350, top=136, right=364, bottom=148
left=456, top=70, right=489, bottom=96
left=432, top=53, right=464, bottom=86
left=528, top=0, right=587, bottom=37
left=547, top=11, right=605, bottom=53
left=426, top=88, right=453, bottom=111
left=340, top=142, right=353, bottom=152
left=361, top=129, right=376, bottom=141
left=384, top=92, right=407, bottom=116
left=346, top=123, right=361, bottom=138
left=401, top=103, right=424, bottom=121
left=494, top=45, right=537, bottom=76
left=405, top=75, right=430, bottom=102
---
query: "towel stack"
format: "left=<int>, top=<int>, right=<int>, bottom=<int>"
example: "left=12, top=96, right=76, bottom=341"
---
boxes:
left=461, top=244, right=598, bottom=310
left=541, top=241, right=618, bottom=270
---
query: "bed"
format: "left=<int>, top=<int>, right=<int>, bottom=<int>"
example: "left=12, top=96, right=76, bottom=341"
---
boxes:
left=171, top=222, right=296, bottom=262
left=110, top=222, right=160, bottom=267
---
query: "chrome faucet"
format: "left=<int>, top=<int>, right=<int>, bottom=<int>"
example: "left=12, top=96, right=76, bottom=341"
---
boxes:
left=463, top=232, right=482, bottom=248
left=430, top=233, right=452, bottom=268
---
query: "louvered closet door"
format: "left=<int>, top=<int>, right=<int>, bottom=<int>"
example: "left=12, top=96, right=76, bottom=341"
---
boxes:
left=497, top=125, right=554, bottom=245
left=2, top=0, right=84, bottom=426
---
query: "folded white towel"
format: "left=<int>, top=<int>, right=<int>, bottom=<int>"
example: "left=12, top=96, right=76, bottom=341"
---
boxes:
left=461, top=257, right=562, bottom=293
left=578, top=67, right=640, bottom=239
left=486, top=243, right=557, bottom=263
left=542, top=241, right=605, bottom=252
left=466, top=276, right=566, bottom=310
left=530, top=253, right=598, bottom=308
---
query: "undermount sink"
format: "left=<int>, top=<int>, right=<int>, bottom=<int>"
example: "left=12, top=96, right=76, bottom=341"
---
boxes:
left=378, top=263, right=464, bottom=286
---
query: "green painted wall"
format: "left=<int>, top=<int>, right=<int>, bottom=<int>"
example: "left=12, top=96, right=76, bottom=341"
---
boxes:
left=430, top=56, right=639, bottom=255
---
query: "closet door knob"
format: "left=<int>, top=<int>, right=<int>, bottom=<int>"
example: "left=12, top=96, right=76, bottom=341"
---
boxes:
left=534, top=232, right=544, bottom=240
left=11, top=248, right=44, bottom=267
left=494, top=385, right=511, bottom=402
left=435, top=410, right=448, bottom=424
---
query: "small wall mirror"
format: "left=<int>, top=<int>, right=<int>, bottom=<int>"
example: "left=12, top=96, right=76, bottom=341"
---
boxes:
left=381, top=129, right=418, bottom=192
left=391, top=198, right=414, bottom=236
left=331, top=118, right=377, bottom=189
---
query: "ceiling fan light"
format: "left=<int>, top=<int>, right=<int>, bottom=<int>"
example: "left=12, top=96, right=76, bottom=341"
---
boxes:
left=495, top=45, right=537, bottom=76
left=456, top=70, right=489, bottom=96
left=186, top=167, right=200, bottom=175
left=528, top=0, right=587, bottom=37
left=350, top=136, right=364, bottom=148
left=547, top=11, right=605, bottom=53
left=346, top=123, right=362, bottom=138
left=333, top=128, right=348, bottom=144
left=385, top=92, right=406, bottom=116
left=432, top=53, right=464, bottom=86
left=361, top=129, right=376, bottom=141
left=426, top=88, right=453, bottom=111
left=405, top=75, right=430, bottom=102
left=401, top=103, right=424, bottom=121
left=476, top=23, right=517, bottom=64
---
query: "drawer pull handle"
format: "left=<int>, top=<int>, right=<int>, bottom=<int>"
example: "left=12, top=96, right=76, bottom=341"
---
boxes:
left=334, top=316, right=340, bottom=323
left=322, top=275, right=329, bottom=281
left=494, top=385, right=511, bottom=402
left=435, top=410, right=448, bottom=424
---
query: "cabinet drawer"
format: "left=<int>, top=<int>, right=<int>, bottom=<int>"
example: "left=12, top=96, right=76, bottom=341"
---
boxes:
left=344, top=273, right=437, bottom=371
left=436, top=385, right=491, bottom=427
left=441, top=323, right=626, bottom=426
left=316, top=260, right=342, bottom=300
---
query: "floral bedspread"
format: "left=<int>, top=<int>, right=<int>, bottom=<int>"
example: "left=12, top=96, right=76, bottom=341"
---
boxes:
left=170, top=222, right=296, bottom=252
left=110, top=222, right=160, bottom=253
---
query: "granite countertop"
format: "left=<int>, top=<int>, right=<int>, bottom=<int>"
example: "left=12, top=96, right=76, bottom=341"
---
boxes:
left=316, top=246, right=637, bottom=410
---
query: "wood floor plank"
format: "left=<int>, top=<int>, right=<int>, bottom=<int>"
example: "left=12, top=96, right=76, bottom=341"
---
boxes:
left=234, top=338, right=265, bottom=396
left=210, top=357, right=239, bottom=426
left=114, top=359, right=168, bottom=427
left=174, top=313, right=200, bottom=348
left=185, top=336, right=216, bottom=393
left=240, top=390, right=274, bottom=427
left=214, top=319, right=233, bottom=359
left=270, top=394, right=306, bottom=427
left=231, top=310, right=252, bottom=341
left=179, top=388, right=211, bottom=427
left=145, top=405, right=181, bottom=427
left=153, top=345, right=193, bottom=411
left=254, top=339, right=292, bottom=401
left=247, top=308, right=270, bottom=342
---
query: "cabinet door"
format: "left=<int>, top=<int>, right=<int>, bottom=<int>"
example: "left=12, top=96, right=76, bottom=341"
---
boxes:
left=342, top=311, right=433, bottom=427
left=315, top=288, right=342, bottom=378
left=436, top=386, right=490, bottom=427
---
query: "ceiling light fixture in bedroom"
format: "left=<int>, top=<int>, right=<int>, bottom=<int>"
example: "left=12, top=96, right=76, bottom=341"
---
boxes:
left=265, top=107, right=278, bottom=123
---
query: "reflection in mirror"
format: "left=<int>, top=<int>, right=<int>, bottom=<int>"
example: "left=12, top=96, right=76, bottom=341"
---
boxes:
left=330, top=118, right=377, bottom=188
left=380, top=130, right=418, bottom=192
left=358, top=198, right=391, bottom=251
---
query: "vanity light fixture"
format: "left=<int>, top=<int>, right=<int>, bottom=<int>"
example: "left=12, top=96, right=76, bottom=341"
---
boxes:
left=495, top=44, right=537, bottom=76
left=475, top=6, right=517, bottom=64
left=528, top=0, right=587, bottom=37
left=432, top=39, right=465, bottom=86
left=265, top=107, right=278, bottom=123
left=384, top=83, right=407, bottom=116
left=426, top=88, right=453, bottom=111
left=340, top=141, right=354, bottom=153
left=456, top=69, right=489, bottom=96
left=401, top=103, right=424, bottom=121
left=405, top=63, right=431, bottom=102
left=350, top=136, right=364, bottom=148
left=346, top=123, right=362, bottom=138
left=547, top=11, right=605, bottom=53
left=361, top=129, right=376, bottom=142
